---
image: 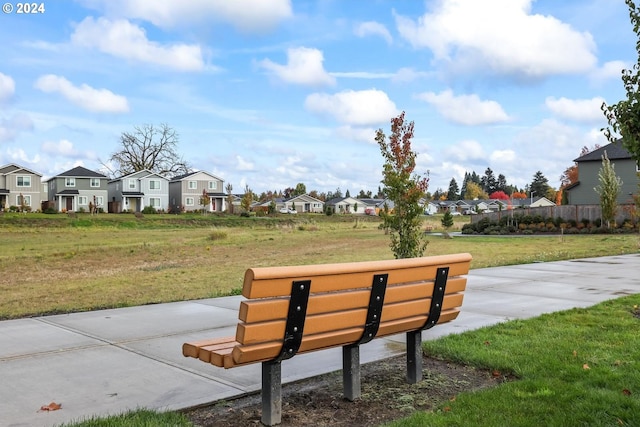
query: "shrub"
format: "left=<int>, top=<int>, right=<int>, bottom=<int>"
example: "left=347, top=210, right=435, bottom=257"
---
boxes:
left=142, top=206, right=157, bottom=214
left=44, top=207, right=57, bottom=214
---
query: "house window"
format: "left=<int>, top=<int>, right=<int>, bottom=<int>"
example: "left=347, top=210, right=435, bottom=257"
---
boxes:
left=16, top=176, right=31, bottom=187
left=208, top=181, right=217, bottom=190
left=90, top=178, right=100, bottom=187
left=149, top=197, right=161, bottom=208
left=128, top=179, right=136, bottom=189
left=65, top=178, right=75, bottom=187
left=149, top=180, right=161, bottom=190
left=17, top=194, right=31, bottom=206
left=185, top=197, right=195, bottom=206
left=95, top=196, right=104, bottom=206
left=78, top=196, right=88, bottom=205
left=188, top=181, right=197, bottom=190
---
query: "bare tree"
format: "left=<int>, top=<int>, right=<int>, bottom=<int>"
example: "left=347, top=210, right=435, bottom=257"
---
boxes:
left=103, top=123, right=191, bottom=177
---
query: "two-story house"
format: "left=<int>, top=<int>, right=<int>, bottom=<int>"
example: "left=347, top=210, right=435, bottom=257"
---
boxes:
left=169, top=170, right=225, bottom=213
left=107, top=170, right=170, bottom=213
left=46, top=166, right=108, bottom=212
left=565, top=139, right=639, bottom=205
left=0, top=163, right=43, bottom=211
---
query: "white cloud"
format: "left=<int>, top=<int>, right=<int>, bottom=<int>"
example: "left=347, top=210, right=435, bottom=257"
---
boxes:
left=38, top=140, right=98, bottom=166
left=590, top=60, right=628, bottom=83
left=0, top=73, right=15, bottom=103
left=0, top=113, right=33, bottom=142
left=34, top=74, right=130, bottom=113
left=305, top=89, right=398, bottom=126
left=417, top=90, right=509, bottom=125
left=395, top=0, right=596, bottom=79
left=259, top=47, right=335, bottom=87
left=71, top=17, right=205, bottom=72
left=490, top=149, right=516, bottom=163
left=335, top=125, right=377, bottom=143
left=545, top=96, right=605, bottom=123
left=443, top=139, right=485, bottom=161
left=79, top=0, right=292, bottom=33
left=354, top=21, right=393, bottom=44
left=5, top=148, right=40, bottom=164
left=236, top=155, right=254, bottom=171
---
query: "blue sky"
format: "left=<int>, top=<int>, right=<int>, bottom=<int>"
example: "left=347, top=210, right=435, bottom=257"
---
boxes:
left=0, top=0, right=635, bottom=195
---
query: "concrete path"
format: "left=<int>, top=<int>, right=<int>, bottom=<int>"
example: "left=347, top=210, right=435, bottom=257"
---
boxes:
left=1, top=254, right=639, bottom=427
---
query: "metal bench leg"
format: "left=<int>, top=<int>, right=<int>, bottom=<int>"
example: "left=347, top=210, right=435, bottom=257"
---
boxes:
left=343, top=344, right=361, bottom=401
left=262, top=360, right=282, bottom=426
left=406, top=330, right=423, bottom=384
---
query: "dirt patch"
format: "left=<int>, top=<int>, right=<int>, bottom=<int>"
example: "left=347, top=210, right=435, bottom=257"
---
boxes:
left=183, top=355, right=508, bottom=426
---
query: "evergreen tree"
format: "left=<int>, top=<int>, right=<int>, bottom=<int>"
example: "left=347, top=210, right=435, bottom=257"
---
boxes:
left=529, top=171, right=552, bottom=199
left=447, top=178, right=460, bottom=201
left=480, top=167, right=497, bottom=194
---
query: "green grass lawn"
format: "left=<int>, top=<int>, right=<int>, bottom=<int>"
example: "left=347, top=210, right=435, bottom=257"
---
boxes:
left=386, top=295, right=640, bottom=427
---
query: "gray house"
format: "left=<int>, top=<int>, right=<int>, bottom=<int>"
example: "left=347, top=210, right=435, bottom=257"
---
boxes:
left=169, top=170, right=226, bottom=213
left=46, top=166, right=108, bottom=212
left=0, top=163, right=43, bottom=211
left=108, top=169, right=169, bottom=213
left=565, top=139, right=639, bottom=205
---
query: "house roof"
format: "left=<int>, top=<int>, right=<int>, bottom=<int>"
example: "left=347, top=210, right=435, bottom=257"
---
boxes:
left=0, top=163, right=42, bottom=176
left=109, top=169, right=168, bottom=183
left=55, top=166, right=107, bottom=179
left=56, top=189, right=80, bottom=195
left=574, top=139, right=632, bottom=162
left=170, top=170, right=223, bottom=182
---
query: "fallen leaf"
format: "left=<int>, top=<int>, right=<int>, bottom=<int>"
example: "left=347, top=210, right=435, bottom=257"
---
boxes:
left=492, top=370, right=501, bottom=378
left=483, top=341, right=491, bottom=346
left=39, top=402, right=62, bottom=411
left=583, top=363, right=590, bottom=370
left=572, top=350, right=577, bottom=358
left=622, top=389, right=632, bottom=396
left=449, top=396, right=456, bottom=402
left=443, top=406, right=451, bottom=412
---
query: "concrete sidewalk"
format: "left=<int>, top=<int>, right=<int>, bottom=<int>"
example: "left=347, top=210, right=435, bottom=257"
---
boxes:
left=1, top=254, right=639, bottom=427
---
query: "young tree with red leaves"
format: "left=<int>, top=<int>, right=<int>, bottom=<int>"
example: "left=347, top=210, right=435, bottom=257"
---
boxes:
left=376, top=112, right=429, bottom=259
left=489, top=191, right=509, bottom=200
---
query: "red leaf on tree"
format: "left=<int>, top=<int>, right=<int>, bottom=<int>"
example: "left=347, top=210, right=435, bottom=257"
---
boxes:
left=39, top=402, right=62, bottom=411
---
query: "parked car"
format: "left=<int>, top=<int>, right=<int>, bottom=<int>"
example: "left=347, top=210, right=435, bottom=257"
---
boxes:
left=463, top=209, right=477, bottom=215
left=450, top=211, right=462, bottom=216
left=279, top=208, right=297, bottom=214
left=365, top=207, right=376, bottom=216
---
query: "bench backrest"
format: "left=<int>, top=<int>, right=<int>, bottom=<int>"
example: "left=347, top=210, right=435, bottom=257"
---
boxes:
left=217, top=253, right=471, bottom=368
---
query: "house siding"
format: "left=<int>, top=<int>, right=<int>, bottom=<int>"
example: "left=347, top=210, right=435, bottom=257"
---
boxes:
left=568, top=158, right=638, bottom=205
left=169, top=171, right=225, bottom=212
left=0, top=164, right=43, bottom=211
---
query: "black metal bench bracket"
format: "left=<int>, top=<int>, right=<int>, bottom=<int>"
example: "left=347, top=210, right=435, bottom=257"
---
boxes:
left=274, top=279, right=311, bottom=362
left=422, top=267, right=449, bottom=330
left=356, top=273, right=388, bottom=345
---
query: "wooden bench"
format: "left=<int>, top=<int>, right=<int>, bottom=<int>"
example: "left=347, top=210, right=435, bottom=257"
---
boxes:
left=183, top=253, right=472, bottom=425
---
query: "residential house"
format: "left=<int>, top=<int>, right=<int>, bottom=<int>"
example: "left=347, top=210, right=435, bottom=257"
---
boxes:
left=46, top=166, right=108, bottom=212
left=107, top=170, right=169, bottom=213
left=282, top=194, right=325, bottom=213
left=325, top=197, right=362, bottom=214
left=565, top=139, right=639, bottom=205
left=169, top=171, right=225, bottom=213
left=0, top=163, right=43, bottom=211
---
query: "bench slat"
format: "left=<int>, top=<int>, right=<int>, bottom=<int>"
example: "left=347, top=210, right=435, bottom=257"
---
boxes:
left=236, top=293, right=463, bottom=345
left=227, top=308, right=460, bottom=367
left=239, top=276, right=466, bottom=323
left=182, top=336, right=236, bottom=359
left=243, top=254, right=472, bottom=298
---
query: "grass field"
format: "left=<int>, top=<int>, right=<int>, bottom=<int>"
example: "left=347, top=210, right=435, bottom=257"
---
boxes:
left=1, top=212, right=638, bottom=319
